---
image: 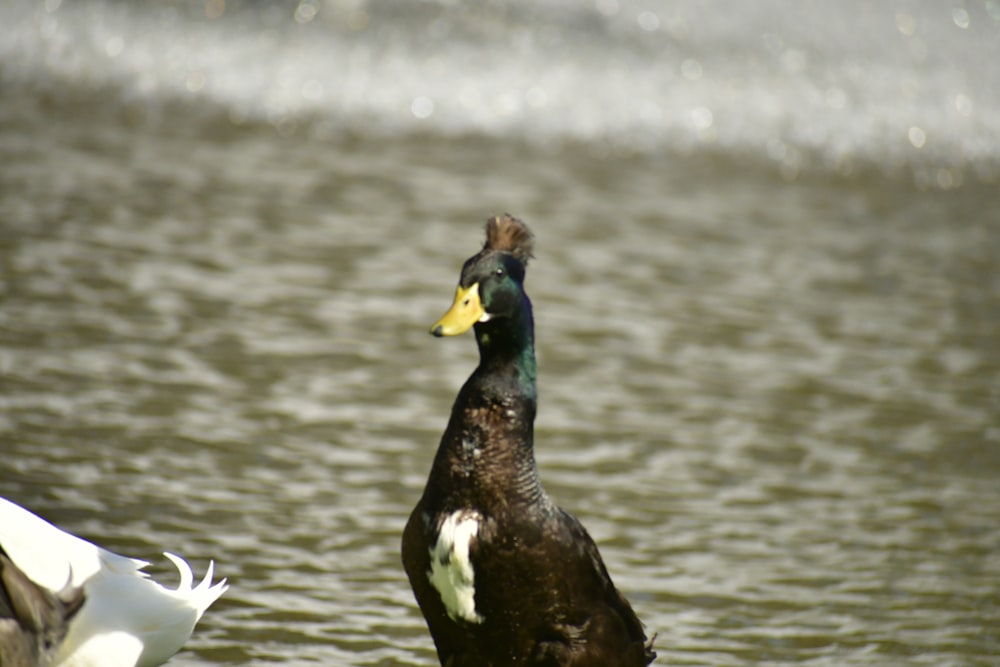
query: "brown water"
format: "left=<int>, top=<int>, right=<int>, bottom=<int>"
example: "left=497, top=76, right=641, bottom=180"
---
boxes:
left=1, top=100, right=999, bottom=666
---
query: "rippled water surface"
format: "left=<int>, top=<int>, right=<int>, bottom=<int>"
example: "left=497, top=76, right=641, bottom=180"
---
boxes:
left=3, top=106, right=998, bottom=666
left=2, top=1, right=1000, bottom=665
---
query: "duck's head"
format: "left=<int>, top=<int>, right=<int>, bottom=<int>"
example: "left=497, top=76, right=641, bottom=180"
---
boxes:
left=431, top=214, right=535, bottom=338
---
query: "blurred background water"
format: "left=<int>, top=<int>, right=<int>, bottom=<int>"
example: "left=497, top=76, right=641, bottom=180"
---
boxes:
left=1, top=0, right=999, bottom=665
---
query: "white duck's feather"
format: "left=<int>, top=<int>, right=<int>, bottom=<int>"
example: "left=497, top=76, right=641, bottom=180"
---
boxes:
left=0, top=497, right=228, bottom=667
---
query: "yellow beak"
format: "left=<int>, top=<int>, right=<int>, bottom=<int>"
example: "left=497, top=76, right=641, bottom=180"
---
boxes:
left=430, top=283, right=485, bottom=337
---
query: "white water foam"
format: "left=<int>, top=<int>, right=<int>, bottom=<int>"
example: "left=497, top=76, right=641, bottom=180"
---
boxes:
left=2, top=0, right=998, bottom=181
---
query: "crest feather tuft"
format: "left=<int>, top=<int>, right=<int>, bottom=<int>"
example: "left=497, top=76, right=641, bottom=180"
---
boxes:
left=483, top=214, right=534, bottom=264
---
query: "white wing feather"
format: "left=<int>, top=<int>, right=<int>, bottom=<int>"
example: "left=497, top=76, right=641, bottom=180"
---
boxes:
left=0, top=497, right=227, bottom=667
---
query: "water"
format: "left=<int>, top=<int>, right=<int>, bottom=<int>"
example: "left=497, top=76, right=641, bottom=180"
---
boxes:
left=1, top=1, right=999, bottom=665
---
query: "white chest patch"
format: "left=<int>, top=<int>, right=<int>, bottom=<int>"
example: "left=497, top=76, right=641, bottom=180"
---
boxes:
left=427, top=510, right=484, bottom=624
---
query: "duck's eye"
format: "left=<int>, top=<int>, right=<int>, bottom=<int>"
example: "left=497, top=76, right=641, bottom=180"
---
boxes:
left=495, top=267, right=505, bottom=278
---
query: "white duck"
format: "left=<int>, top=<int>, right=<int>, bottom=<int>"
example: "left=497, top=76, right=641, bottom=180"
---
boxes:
left=0, top=497, right=228, bottom=667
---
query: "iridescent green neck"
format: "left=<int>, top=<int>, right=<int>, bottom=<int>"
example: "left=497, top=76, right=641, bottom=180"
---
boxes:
left=426, top=290, right=543, bottom=510
left=472, top=294, right=536, bottom=400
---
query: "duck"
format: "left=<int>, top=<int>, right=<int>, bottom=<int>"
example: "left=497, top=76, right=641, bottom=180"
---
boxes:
left=402, top=215, right=656, bottom=666
left=1, top=545, right=85, bottom=667
left=0, top=496, right=228, bottom=667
